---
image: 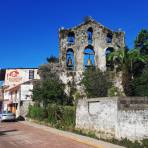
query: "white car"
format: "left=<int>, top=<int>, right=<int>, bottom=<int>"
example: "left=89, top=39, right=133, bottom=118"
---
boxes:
left=1, top=111, right=16, bottom=121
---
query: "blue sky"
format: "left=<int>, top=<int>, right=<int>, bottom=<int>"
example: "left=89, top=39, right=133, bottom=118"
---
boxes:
left=0, top=0, right=147, bottom=68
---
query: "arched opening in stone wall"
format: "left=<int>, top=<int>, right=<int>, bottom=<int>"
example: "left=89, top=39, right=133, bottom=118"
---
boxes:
left=105, top=47, right=114, bottom=70
left=87, top=27, right=93, bottom=45
left=106, top=33, right=113, bottom=43
left=66, top=48, right=74, bottom=70
left=67, top=32, right=75, bottom=45
left=84, top=45, right=95, bottom=68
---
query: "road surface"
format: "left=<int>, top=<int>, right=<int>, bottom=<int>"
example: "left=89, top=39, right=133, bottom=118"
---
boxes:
left=0, top=121, right=94, bottom=148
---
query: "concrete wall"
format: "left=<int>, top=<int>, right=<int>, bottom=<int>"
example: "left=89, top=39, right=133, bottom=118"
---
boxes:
left=20, top=100, right=34, bottom=118
left=21, top=84, right=33, bottom=100
left=76, top=97, right=148, bottom=140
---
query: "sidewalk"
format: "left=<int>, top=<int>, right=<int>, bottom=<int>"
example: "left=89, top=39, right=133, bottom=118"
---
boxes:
left=21, top=121, right=125, bottom=148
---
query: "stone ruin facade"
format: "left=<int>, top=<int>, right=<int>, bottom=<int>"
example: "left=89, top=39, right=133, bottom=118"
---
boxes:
left=58, top=17, right=125, bottom=94
left=59, top=17, right=125, bottom=72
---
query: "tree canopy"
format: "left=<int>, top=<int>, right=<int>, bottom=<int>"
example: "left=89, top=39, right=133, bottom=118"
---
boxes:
left=81, top=67, right=111, bottom=97
left=107, top=29, right=148, bottom=96
left=32, top=56, right=67, bottom=107
left=135, top=29, right=148, bottom=55
left=32, top=79, right=66, bottom=107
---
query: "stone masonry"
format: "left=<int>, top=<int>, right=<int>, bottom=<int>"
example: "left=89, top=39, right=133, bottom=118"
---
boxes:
left=59, top=17, right=125, bottom=72
left=58, top=17, right=125, bottom=94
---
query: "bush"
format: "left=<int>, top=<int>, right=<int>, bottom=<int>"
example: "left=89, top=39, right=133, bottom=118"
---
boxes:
left=132, top=67, right=148, bottom=96
left=62, top=106, right=76, bottom=129
left=108, top=86, right=118, bottom=96
left=47, top=104, right=75, bottom=129
left=32, top=79, right=67, bottom=107
left=81, top=67, right=111, bottom=97
left=28, top=104, right=75, bottom=130
left=28, top=105, right=47, bottom=121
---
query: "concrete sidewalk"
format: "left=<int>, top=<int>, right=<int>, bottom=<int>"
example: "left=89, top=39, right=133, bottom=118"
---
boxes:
left=21, top=121, right=125, bottom=148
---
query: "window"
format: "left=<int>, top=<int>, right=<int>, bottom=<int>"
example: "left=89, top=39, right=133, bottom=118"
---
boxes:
left=106, top=33, right=113, bottom=43
left=66, top=48, right=74, bottom=70
left=84, top=45, right=95, bottom=68
left=29, top=70, right=34, bottom=79
left=67, top=32, right=75, bottom=45
left=105, top=47, right=114, bottom=70
left=87, top=27, right=93, bottom=44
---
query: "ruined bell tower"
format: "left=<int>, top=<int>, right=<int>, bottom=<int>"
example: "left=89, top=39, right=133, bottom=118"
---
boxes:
left=59, top=17, right=125, bottom=72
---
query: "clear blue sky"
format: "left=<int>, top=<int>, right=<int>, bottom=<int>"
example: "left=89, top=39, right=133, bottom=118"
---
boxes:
left=0, top=0, right=147, bottom=68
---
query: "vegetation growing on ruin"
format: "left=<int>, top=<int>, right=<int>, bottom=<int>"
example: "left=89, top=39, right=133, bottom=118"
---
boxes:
left=81, top=67, right=111, bottom=97
left=107, top=29, right=148, bottom=96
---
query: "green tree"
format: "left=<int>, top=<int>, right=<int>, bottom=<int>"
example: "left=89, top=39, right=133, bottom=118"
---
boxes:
left=38, top=63, right=60, bottom=80
left=107, top=48, right=146, bottom=76
left=135, top=29, right=148, bottom=55
left=107, top=48, right=146, bottom=96
left=32, top=79, right=66, bottom=108
left=46, top=55, right=59, bottom=63
left=81, top=67, right=111, bottom=97
left=32, top=80, right=42, bottom=105
left=32, top=56, right=67, bottom=108
left=132, top=68, right=148, bottom=96
left=38, top=56, right=61, bottom=81
left=107, top=49, right=126, bottom=72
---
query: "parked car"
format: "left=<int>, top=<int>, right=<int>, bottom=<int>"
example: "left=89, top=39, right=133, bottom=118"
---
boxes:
left=1, top=111, right=16, bottom=121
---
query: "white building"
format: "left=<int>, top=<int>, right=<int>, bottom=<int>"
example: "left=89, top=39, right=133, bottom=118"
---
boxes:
left=2, top=68, right=40, bottom=117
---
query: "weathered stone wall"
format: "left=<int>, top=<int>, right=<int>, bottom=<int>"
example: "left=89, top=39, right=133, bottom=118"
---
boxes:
left=58, top=18, right=125, bottom=95
left=59, top=18, right=125, bottom=71
left=116, top=97, right=148, bottom=140
left=117, top=110, right=148, bottom=140
left=76, top=97, right=148, bottom=140
left=60, top=71, right=84, bottom=95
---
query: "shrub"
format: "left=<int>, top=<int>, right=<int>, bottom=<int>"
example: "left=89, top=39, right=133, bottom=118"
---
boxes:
left=28, top=105, right=47, bottom=121
left=108, top=86, right=118, bottom=96
left=132, top=67, right=148, bottom=96
left=142, top=139, right=148, bottom=147
left=28, top=104, right=76, bottom=130
left=81, top=67, right=111, bottom=97
left=47, top=104, right=75, bottom=129
left=62, top=106, right=76, bottom=129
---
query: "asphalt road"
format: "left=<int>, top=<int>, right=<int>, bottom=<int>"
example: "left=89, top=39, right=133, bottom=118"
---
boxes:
left=0, top=121, right=94, bottom=148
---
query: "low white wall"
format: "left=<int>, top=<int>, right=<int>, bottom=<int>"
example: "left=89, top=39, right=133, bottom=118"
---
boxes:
left=76, top=97, right=148, bottom=140
left=117, top=110, right=148, bottom=140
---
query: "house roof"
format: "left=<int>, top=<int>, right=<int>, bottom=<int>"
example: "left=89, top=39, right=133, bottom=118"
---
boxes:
left=4, top=79, right=37, bottom=92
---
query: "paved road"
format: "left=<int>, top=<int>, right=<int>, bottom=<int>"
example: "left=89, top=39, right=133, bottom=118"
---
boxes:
left=0, top=122, right=94, bottom=148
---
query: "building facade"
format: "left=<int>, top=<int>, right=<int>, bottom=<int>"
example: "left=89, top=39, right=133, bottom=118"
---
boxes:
left=58, top=18, right=125, bottom=94
left=0, top=88, right=3, bottom=113
left=59, top=17, right=125, bottom=72
left=3, top=68, right=40, bottom=117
